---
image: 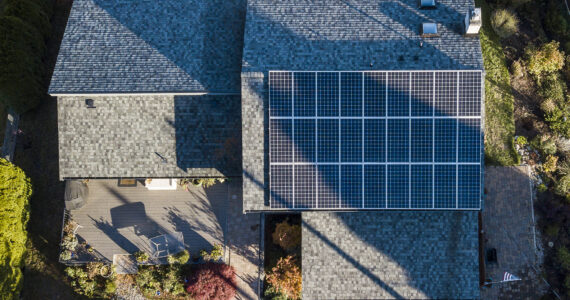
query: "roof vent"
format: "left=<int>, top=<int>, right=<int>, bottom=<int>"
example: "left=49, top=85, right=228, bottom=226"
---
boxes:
left=420, top=23, right=439, bottom=37
left=419, top=0, right=436, bottom=9
left=464, top=8, right=482, bottom=36
left=85, top=98, right=96, bottom=108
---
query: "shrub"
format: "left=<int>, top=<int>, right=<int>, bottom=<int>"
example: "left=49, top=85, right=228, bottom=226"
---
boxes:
left=264, top=284, right=288, bottom=300
left=537, top=183, right=548, bottom=193
left=543, top=155, right=559, bottom=173
left=272, top=220, right=302, bottom=251
left=186, top=263, right=236, bottom=300
left=515, top=136, right=527, bottom=146
left=558, top=246, right=570, bottom=271
left=265, top=256, right=302, bottom=300
left=192, top=178, right=226, bottom=188
left=525, top=41, right=565, bottom=81
left=511, top=59, right=524, bottom=78
left=491, top=9, right=519, bottom=39
left=554, top=174, right=570, bottom=196
left=531, top=135, right=557, bottom=156
left=0, top=159, right=31, bottom=299
left=167, top=250, right=189, bottom=265
left=545, top=0, right=570, bottom=40
left=64, top=266, right=115, bottom=298
left=136, top=265, right=186, bottom=297
left=134, top=251, right=150, bottom=263
left=210, top=244, right=223, bottom=261
left=545, top=104, right=570, bottom=138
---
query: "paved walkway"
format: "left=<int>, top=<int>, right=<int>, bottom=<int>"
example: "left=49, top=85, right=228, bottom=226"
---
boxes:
left=481, top=166, right=547, bottom=299
left=226, top=178, right=261, bottom=300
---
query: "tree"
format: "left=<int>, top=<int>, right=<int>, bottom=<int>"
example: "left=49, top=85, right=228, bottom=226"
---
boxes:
left=525, top=41, right=565, bottom=82
left=3, top=0, right=52, bottom=41
left=186, top=263, right=236, bottom=300
left=272, top=220, right=301, bottom=251
left=0, top=16, right=46, bottom=113
left=265, top=256, right=302, bottom=300
left=490, top=9, right=518, bottom=39
left=0, top=159, right=31, bottom=299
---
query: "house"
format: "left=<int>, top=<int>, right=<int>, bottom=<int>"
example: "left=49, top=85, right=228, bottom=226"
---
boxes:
left=52, top=0, right=484, bottom=298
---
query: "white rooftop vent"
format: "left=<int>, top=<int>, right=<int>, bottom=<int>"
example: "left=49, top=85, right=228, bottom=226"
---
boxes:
left=421, top=23, right=439, bottom=37
left=419, top=0, right=436, bottom=9
left=464, top=8, right=482, bottom=35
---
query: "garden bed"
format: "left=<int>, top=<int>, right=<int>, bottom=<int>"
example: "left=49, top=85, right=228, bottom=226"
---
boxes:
left=263, top=213, right=302, bottom=300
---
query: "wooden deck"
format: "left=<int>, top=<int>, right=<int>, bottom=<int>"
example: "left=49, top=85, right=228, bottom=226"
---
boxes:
left=69, top=179, right=228, bottom=261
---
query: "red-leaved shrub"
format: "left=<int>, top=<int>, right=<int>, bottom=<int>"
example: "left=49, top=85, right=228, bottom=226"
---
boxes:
left=186, top=262, right=236, bottom=300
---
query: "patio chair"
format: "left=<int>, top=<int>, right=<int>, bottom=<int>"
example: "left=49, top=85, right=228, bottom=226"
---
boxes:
left=149, top=232, right=184, bottom=258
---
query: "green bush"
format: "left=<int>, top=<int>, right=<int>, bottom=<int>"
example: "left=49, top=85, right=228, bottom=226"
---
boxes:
left=210, top=244, right=223, bottom=261
left=511, top=59, right=524, bottom=78
left=543, top=155, right=559, bottom=173
left=0, top=159, right=31, bottom=299
left=515, top=136, right=527, bottom=146
left=134, top=251, right=150, bottom=263
left=525, top=41, right=565, bottom=82
left=64, top=265, right=116, bottom=298
left=491, top=9, right=519, bottom=38
left=264, top=284, right=288, bottom=300
left=3, top=0, right=51, bottom=40
left=136, top=265, right=186, bottom=297
left=167, top=250, right=189, bottom=265
left=537, top=183, right=548, bottom=193
left=531, top=135, right=557, bottom=156
left=554, top=174, right=570, bottom=197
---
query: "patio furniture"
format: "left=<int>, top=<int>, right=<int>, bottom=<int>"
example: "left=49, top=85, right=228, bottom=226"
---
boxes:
left=149, top=232, right=184, bottom=258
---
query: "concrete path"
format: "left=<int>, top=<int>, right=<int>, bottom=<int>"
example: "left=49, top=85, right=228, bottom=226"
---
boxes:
left=226, top=178, right=261, bottom=300
left=480, top=166, right=547, bottom=299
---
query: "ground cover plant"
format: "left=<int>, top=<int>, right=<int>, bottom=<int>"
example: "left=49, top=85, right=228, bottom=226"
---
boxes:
left=0, top=158, right=31, bottom=299
left=476, top=0, right=518, bottom=165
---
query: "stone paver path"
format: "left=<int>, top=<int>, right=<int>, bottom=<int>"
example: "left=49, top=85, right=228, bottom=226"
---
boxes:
left=481, top=166, right=547, bottom=299
left=226, top=178, right=261, bottom=300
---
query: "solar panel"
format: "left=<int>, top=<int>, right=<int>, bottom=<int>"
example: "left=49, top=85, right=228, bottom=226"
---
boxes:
left=269, top=71, right=483, bottom=210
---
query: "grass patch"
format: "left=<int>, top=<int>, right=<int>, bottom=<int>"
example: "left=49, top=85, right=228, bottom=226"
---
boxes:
left=477, top=0, right=518, bottom=166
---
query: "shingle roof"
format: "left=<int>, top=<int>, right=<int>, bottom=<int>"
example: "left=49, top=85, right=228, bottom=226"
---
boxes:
left=241, top=0, right=484, bottom=212
left=302, top=211, right=480, bottom=299
left=49, top=0, right=245, bottom=94
left=242, top=0, right=483, bottom=72
left=58, top=95, right=241, bottom=179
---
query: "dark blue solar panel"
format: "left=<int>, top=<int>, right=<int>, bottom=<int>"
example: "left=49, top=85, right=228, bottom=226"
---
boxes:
left=341, top=72, right=362, bottom=116
left=317, top=72, right=339, bottom=116
left=434, top=165, right=456, bottom=208
left=388, top=72, right=409, bottom=116
left=411, top=72, right=433, bottom=116
left=317, top=119, right=339, bottom=162
left=458, top=119, right=481, bottom=162
left=270, top=165, right=293, bottom=208
left=364, top=119, right=385, bottom=162
left=458, top=165, right=480, bottom=209
left=459, top=72, right=482, bottom=116
left=434, top=119, right=456, bottom=162
left=270, top=119, right=293, bottom=163
left=294, top=165, right=316, bottom=209
left=364, top=165, right=385, bottom=208
left=341, top=165, right=362, bottom=208
left=411, top=165, right=432, bottom=208
left=411, top=119, right=432, bottom=162
left=388, top=165, right=409, bottom=208
left=388, top=119, right=409, bottom=162
left=364, top=72, right=386, bottom=116
left=435, top=72, right=457, bottom=116
left=341, top=119, right=362, bottom=162
left=294, top=119, right=315, bottom=163
left=269, top=72, right=292, bottom=117
left=317, top=165, right=339, bottom=208
left=294, top=72, right=315, bottom=117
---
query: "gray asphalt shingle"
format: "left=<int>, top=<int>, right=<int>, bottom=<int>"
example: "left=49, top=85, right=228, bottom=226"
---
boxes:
left=49, top=0, right=245, bottom=94
left=302, top=211, right=480, bottom=299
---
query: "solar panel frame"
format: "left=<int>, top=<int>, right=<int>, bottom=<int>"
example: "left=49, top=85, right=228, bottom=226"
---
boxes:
left=268, top=70, right=483, bottom=211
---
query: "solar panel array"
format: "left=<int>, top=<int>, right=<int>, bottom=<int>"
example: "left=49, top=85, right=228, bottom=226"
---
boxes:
left=269, top=71, right=483, bottom=210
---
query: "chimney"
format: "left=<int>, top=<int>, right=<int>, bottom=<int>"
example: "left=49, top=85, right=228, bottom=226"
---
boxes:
left=464, top=8, right=482, bottom=36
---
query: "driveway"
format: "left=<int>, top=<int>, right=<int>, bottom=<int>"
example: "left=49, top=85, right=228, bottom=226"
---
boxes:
left=480, top=166, right=547, bottom=299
